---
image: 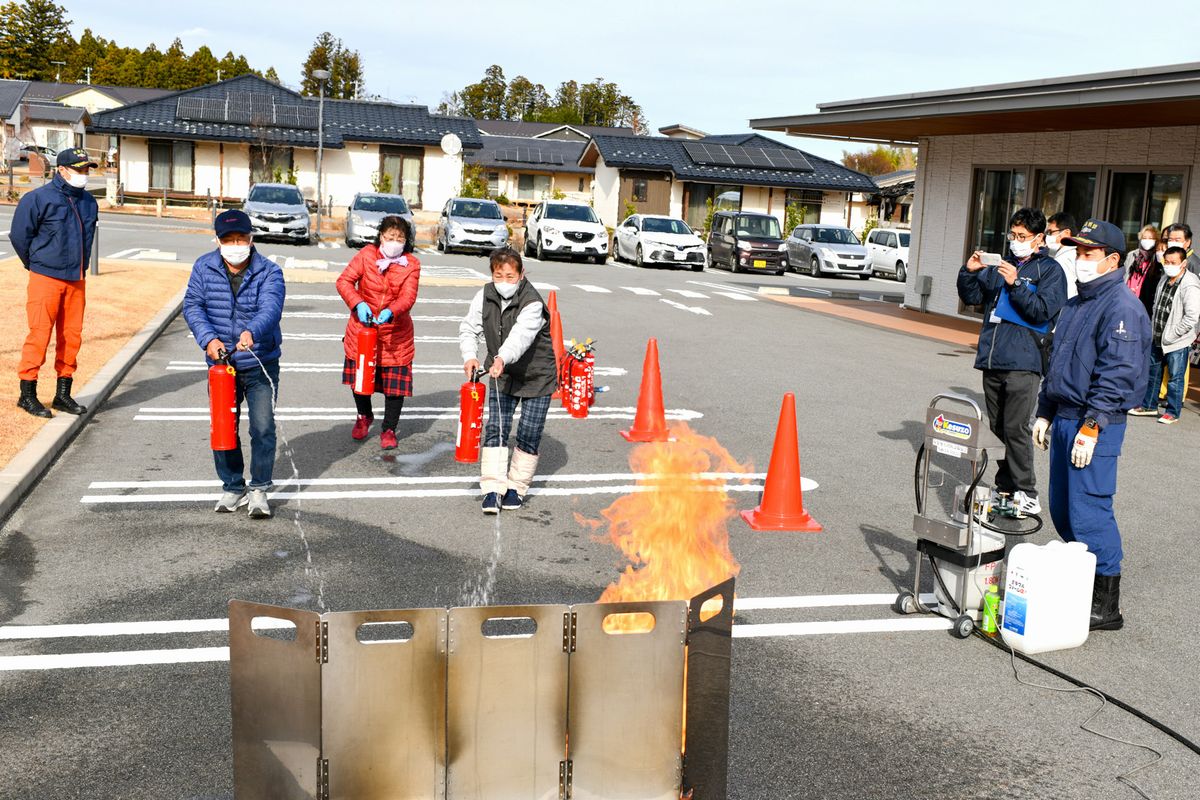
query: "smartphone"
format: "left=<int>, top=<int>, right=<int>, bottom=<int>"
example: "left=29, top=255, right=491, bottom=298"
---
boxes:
left=980, top=252, right=1002, bottom=267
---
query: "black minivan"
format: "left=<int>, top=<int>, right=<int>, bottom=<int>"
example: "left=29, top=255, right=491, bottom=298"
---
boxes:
left=705, top=211, right=786, bottom=275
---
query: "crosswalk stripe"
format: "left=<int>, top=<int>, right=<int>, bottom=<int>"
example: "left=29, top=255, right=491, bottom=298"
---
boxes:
left=715, top=292, right=756, bottom=302
left=668, top=289, right=708, bottom=299
left=572, top=284, right=611, bottom=293
left=621, top=287, right=660, bottom=296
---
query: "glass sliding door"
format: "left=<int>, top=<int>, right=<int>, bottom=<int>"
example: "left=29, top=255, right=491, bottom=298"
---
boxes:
left=1036, top=169, right=1096, bottom=225
left=381, top=146, right=424, bottom=208
left=172, top=141, right=193, bottom=193
left=1148, top=172, right=1184, bottom=231
left=149, top=141, right=172, bottom=190
left=969, top=167, right=1027, bottom=257
left=1106, top=170, right=1186, bottom=249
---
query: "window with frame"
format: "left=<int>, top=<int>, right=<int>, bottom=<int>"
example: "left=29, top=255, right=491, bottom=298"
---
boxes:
left=1035, top=169, right=1096, bottom=227
left=250, top=145, right=293, bottom=187
left=631, top=178, right=648, bottom=203
left=381, top=146, right=424, bottom=208
left=517, top=173, right=551, bottom=201
left=1106, top=171, right=1185, bottom=250
left=149, top=139, right=194, bottom=192
left=785, top=189, right=823, bottom=225
left=486, top=172, right=500, bottom=196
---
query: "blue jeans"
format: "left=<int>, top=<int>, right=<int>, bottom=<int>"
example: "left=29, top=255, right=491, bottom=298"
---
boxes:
left=1048, top=417, right=1125, bottom=575
left=1141, top=345, right=1188, bottom=417
left=213, top=358, right=279, bottom=492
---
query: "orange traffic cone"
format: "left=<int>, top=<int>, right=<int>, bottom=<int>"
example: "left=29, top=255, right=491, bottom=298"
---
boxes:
left=741, top=393, right=822, bottom=532
left=620, top=338, right=670, bottom=442
left=547, top=290, right=559, bottom=315
left=550, top=307, right=565, bottom=401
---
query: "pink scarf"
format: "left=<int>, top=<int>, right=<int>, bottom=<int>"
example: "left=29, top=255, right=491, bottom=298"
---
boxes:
left=375, top=253, right=409, bottom=274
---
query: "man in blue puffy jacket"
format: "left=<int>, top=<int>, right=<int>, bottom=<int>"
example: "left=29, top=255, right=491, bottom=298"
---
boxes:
left=957, top=207, right=1067, bottom=518
left=9, top=148, right=99, bottom=418
left=183, top=210, right=286, bottom=519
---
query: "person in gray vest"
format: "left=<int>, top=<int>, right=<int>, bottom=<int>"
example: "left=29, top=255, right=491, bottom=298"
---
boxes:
left=459, top=246, right=559, bottom=514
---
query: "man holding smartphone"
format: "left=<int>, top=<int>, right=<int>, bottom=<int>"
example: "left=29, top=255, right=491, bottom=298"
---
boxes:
left=957, top=207, right=1068, bottom=517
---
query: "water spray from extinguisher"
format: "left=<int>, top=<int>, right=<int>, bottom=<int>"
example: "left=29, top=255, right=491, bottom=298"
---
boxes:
left=459, top=359, right=511, bottom=607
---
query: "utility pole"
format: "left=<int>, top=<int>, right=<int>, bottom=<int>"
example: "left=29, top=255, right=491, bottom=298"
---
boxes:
left=353, top=80, right=359, bottom=100
left=51, top=61, right=66, bottom=83
left=84, top=66, right=92, bottom=84
left=216, top=69, right=222, bottom=82
left=313, top=68, right=330, bottom=245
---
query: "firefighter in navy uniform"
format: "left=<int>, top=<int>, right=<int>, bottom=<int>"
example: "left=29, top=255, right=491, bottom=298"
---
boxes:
left=1032, top=219, right=1150, bottom=631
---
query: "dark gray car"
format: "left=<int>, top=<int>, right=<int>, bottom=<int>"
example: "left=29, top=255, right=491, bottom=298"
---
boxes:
left=242, top=183, right=311, bottom=244
left=785, top=224, right=871, bottom=278
left=345, top=193, right=415, bottom=247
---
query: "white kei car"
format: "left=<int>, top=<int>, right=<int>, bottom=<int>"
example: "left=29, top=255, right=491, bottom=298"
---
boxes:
left=612, top=214, right=706, bottom=271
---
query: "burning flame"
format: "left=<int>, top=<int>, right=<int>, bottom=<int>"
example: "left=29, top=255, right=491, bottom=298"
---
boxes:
left=586, top=423, right=747, bottom=631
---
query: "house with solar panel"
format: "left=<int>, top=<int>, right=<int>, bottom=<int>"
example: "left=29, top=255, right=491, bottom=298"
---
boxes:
left=578, top=129, right=877, bottom=231
left=88, top=74, right=481, bottom=211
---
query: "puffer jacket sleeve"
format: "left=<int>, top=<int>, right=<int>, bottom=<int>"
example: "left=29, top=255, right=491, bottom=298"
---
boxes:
left=957, top=264, right=991, bottom=307
left=387, top=255, right=421, bottom=316
left=183, top=258, right=220, bottom=352
left=9, top=190, right=41, bottom=267
left=244, top=258, right=285, bottom=342
left=336, top=250, right=369, bottom=310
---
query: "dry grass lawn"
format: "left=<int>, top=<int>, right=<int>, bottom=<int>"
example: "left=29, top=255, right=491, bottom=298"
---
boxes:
left=0, top=258, right=189, bottom=470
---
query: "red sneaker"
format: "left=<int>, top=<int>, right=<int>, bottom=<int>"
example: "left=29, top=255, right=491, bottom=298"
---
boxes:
left=351, top=415, right=372, bottom=440
left=380, top=429, right=398, bottom=450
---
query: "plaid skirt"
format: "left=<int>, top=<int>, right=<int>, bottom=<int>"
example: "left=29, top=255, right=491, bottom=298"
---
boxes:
left=341, top=358, right=413, bottom=397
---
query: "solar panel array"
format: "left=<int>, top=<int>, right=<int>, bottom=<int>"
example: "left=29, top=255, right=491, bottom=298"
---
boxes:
left=494, top=146, right=566, bottom=166
left=176, top=93, right=319, bottom=130
left=682, top=141, right=813, bottom=173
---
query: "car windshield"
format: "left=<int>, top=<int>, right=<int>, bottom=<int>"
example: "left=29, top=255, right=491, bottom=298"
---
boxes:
left=736, top=215, right=782, bottom=239
left=899, top=233, right=911, bottom=247
left=451, top=200, right=502, bottom=219
left=545, top=204, right=600, bottom=223
left=248, top=186, right=304, bottom=206
left=355, top=195, right=409, bottom=214
left=642, top=218, right=692, bottom=235
left=814, top=227, right=859, bottom=245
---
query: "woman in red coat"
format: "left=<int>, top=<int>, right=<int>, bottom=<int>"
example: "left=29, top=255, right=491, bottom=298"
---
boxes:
left=336, top=215, right=421, bottom=449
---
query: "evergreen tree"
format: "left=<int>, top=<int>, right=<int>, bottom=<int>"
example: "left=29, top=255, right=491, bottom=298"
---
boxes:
left=189, top=45, right=218, bottom=86
left=334, top=48, right=363, bottom=99
left=503, top=76, right=549, bottom=121
left=300, top=32, right=337, bottom=96
left=264, top=66, right=280, bottom=84
left=4, top=0, right=72, bottom=80
left=0, top=2, right=25, bottom=78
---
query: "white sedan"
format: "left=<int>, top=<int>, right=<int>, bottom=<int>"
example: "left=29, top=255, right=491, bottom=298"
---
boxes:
left=612, top=214, right=706, bottom=271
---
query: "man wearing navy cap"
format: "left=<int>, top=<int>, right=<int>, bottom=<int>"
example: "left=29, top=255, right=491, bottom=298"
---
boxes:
left=1032, top=218, right=1150, bottom=631
left=183, top=209, right=286, bottom=519
left=8, top=147, right=99, bottom=417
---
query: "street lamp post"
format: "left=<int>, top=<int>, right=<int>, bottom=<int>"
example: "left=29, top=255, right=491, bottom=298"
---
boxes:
left=312, top=69, right=331, bottom=245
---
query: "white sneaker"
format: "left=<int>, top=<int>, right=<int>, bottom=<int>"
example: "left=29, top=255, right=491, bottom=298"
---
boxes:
left=1012, top=491, right=1041, bottom=517
left=247, top=489, right=272, bottom=519
left=214, top=489, right=248, bottom=513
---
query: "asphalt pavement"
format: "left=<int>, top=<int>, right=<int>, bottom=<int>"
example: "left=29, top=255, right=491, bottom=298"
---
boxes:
left=0, top=232, right=1197, bottom=799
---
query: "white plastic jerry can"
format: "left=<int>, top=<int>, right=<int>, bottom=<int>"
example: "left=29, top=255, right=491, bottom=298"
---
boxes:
left=1001, top=540, right=1096, bottom=655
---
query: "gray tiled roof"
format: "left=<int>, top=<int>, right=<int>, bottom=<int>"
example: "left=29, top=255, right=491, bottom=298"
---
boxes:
left=465, top=134, right=592, bottom=174
left=586, top=135, right=878, bottom=192
left=0, top=79, right=30, bottom=118
left=23, top=80, right=174, bottom=106
left=474, top=119, right=637, bottom=139
left=23, top=100, right=86, bottom=124
left=89, top=74, right=482, bottom=150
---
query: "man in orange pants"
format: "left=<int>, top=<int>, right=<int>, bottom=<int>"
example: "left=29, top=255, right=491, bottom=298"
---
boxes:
left=9, top=148, right=98, bottom=417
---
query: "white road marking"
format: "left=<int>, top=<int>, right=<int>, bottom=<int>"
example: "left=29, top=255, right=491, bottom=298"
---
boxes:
left=421, top=264, right=489, bottom=280
left=532, top=282, right=558, bottom=290
left=274, top=333, right=460, bottom=343
left=621, top=287, right=660, bottom=296
left=164, top=361, right=627, bottom=375
left=659, top=298, right=711, bottom=316
left=281, top=257, right=329, bottom=270
left=715, top=292, right=756, bottom=302
left=667, top=289, right=708, bottom=299
left=282, top=312, right=460, bottom=321
left=735, top=593, right=935, bottom=611
left=0, top=647, right=230, bottom=671
left=687, top=280, right=757, bottom=296
left=128, top=249, right=177, bottom=261
left=134, top=404, right=701, bottom=422
left=106, top=247, right=143, bottom=259
left=733, top=618, right=952, bottom=638
left=286, top=296, right=469, bottom=305
left=572, top=284, right=610, bottom=293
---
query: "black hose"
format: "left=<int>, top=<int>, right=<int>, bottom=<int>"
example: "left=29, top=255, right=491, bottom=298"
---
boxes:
left=913, top=442, right=926, bottom=514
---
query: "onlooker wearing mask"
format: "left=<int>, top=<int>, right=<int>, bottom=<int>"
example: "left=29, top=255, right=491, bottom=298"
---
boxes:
left=1163, top=222, right=1200, bottom=275
left=1124, top=225, right=1162, bottom=320
left=1045, top=212, right=1078, bottom=299
left=958, top=207, right=1068, bottom=517
left=1129, top=246, right=1200, bottom=424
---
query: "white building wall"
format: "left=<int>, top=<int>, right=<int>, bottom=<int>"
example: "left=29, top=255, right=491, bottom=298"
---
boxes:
left=421, top=147, right=463, bottom=210
left=669, top=179, right=684, bottom=219
left=193, top=142, right=221, bottom=198
left=592, top=157, right=621, bottom=227
left=119, top=136, right=149, bottom=192
left=819, top=191, right=847, bottom=227
left=905, top=125, right=1200, bottom=316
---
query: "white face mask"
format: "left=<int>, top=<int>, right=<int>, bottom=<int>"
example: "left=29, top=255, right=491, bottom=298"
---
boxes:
left=1140, top=238, right=1157, bottom=251
left=493, top=280, right=519, bottom=299
left=1076, top=254, right=1113, bottom=284
left=379, top=240, right=405, bottom=259
left=1044, top=234, right=1059, bottom=253
left=220, top=243, right=251, bottom=265
left=1008, top=239, right=1034, bottom=260
left=1164, top=262, right=1184, bottom=278
left=65, top=171, right=89, bottom=189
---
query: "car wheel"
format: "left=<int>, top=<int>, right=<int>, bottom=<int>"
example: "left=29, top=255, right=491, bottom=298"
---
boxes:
left=436, top=232, right=445, bottom=252
left=691, top=261, right=704, bottom=272
left=612, top=241, right=622, bottom=263
left=895, top=261, right=907, bottom=282
left=781, top=255, right=790, bottom=271
left=810, top=256, right=821, bottom=276
left=523, top=234, right=533, bottom=258
left=857, top=273, right=870, bottom=280
left=775, top=269, right=785, bottom=277
left=706, top=247, right=715, bottom=269
left=536, top=236, right=546, bottom=261
left=635, top=245, right=645, bottom=268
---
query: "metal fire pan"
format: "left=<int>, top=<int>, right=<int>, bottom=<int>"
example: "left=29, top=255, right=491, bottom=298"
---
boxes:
left=322, top=608, right=448, bottom=800
left=229, top=600, right=323, bottom=800
left=567, top=600, right=688, bottom=800
left=446, top=604, right=569, bottom=800
left=682, top=578, right=735, bottom=800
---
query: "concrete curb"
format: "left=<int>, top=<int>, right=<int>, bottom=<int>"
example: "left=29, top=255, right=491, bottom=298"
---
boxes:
left=0, top=286, right=187, bottom=526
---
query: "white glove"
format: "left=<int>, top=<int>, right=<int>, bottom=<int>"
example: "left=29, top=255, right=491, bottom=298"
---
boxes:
left=1070, top=426, right=1098, bottom=469
left=1032, top=417, right=1051, bottom=451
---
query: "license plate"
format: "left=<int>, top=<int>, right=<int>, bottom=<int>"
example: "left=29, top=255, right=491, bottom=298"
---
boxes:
left=267, top=223, right=283, bottom=233
left=753, top=259, right=766, bottom=268
left=572, top=244, right=584, bottom=252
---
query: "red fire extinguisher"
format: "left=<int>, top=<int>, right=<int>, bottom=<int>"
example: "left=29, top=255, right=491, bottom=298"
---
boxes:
left=209, top=349, right=238, bottom=451
left=354, top=323, right=377, bottom=395
left=564, top=346, right=590, bottom=419
left=455, top=368, right=487, bottom=463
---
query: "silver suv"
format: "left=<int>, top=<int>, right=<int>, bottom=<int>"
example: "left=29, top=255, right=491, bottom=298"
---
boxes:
left=345, top=193, right=414, bottom=247
left=243, top=183, right=311, bottom=244
left=436, top=198, right=508, bottom=254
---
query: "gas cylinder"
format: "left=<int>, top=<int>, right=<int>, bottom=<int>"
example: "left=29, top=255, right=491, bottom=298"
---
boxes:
left=354, top=325, right=378, bottom=395
left=565, top=354, right=589, bottom=419
left=209, top=360, right=238, bottom=451
left=455, top=371, right=487, bottom=463
left=584, top=347, right=596, bottom=407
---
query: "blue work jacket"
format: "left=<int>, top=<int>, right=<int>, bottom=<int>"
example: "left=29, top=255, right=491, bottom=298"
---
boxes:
left=8, top=172, right=99, bottom=281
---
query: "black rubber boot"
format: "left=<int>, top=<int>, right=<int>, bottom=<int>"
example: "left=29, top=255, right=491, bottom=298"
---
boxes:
left=17, top=379, right=52, bottom=418
left=51, top=377, right=87, bottom=415
left=1090, top=574, right=1124, bottom=631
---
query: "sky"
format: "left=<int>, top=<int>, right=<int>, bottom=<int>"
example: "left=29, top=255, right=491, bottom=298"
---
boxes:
left=63, top=0, right=1200, bottom=163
